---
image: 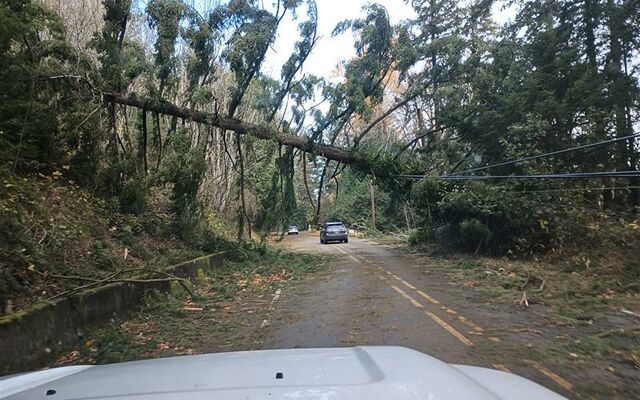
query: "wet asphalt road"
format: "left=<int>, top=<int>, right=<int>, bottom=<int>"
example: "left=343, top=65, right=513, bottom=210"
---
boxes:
left=262, top=232, right=576, bottom=399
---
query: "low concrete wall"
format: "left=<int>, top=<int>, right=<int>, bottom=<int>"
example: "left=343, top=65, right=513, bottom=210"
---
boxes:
left=0, top=252, right=229, bottom=375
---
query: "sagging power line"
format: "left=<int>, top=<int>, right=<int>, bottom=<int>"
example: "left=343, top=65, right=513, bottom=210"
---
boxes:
left=512, top=185, right=640, bottom=194
left=396, top=171, right=640, bottom=181
left=444, top=133, right=640, bottom=176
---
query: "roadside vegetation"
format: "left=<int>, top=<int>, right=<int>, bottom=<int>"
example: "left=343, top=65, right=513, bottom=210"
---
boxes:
left=55, top=249, right=325, bottom=365
left=0, top=166, right=235, bottom=315
left=0, top=0, right=639, bottom=391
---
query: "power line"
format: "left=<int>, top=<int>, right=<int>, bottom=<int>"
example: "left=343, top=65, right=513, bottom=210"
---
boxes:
left=513, top=185, right=640, bottom=194
left=444, top=133, right=640, bottom=176
left=395, top=171, right=640, bottom=181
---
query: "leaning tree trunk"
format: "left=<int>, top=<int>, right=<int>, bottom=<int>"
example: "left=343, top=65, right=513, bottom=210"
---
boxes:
left=104, top=93, right=359, bottom=165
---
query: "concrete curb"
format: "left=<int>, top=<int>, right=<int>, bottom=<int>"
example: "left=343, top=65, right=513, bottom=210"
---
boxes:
left=0, top=251, right=229, bottom=375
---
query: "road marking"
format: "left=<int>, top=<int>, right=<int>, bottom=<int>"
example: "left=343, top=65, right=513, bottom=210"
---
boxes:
left=458, top=315, right=483, bottom=331
left=334, top=245, right=349, bottom=254
left=389, top=273, right=417, bottom=290
left=260, top=288, right=282, bottom=328
left=491, top=363, right=512, bottom=373
left=391, top=285, right=424, bottom=309
left=378, top=266, right=486, bottom=334
left=422, top=309, right=475, bottom=347
left=416, top=289, right=440, bottom=305
left=526, top=360, right=574, bottom=392
left=390, top=285, right=474, bottom=347
left=349, top=255, right=362, bottom=264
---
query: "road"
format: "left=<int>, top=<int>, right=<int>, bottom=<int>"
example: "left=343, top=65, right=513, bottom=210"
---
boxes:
left=263, top=233, right=577, bottom=398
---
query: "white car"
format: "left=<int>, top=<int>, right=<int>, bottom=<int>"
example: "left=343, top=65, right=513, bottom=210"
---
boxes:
left=0, top=347, right=567, bottom=399
left=287, top=225, right=299, bottom=235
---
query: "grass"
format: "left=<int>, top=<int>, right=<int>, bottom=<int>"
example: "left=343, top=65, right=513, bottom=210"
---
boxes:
left=55, top=247, right=326, bottom=366
left=0, top=170, right=224, bottom=315
left=400, top=240, right=640, bottom=399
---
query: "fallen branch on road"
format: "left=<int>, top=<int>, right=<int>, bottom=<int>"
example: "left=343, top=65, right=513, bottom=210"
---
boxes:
left=596, top=325, right=640, bottom=338
left=46, top=271, right=196, bottom=301
left=519, top=291, right=529, bottom=308
left=48, top=270, right=123, bottom=301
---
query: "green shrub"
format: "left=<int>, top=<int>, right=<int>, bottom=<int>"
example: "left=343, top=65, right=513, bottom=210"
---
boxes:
left=118, top=180, right=147, bottom=214
left=411, top=179, right=553, bottom=254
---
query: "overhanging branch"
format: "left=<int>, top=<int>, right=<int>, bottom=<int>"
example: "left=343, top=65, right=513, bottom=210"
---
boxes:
left=103, top=92, right=358, bottom=164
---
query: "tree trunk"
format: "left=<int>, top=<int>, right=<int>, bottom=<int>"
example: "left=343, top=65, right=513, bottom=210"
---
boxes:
left=606, top=0, right=630, bottom=207
left=302, top=152, right=316, bottom=209
left=313, top=160, right=329, bottom=226
left=403, top=202, right=411, bottom=230
left=583, top=0, right=597, bottom=69
left=109, top=101, right=119, bottom=159
left=624, top=51, right=638, bottom=210
left=279, top=145, right=285, bottom=234
left=370, top=175, right=376, bottom=231
left=104, top=92, right=358, bottom=165
left=141, top=109, right=148, bottom=175
left=235, top=133, right=251, bottom=241
left=154, top=112, right=162, bottom=171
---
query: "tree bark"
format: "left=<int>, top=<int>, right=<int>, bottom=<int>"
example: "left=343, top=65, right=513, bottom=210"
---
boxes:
left=370, top=175, right=376, bottom=230
left=313, top=159, right=329, bottom=226
left=154, top=112, right=162, bottom=171
left=583, top=0, right=598, bottom=69
left=606, top=0, right=631, bottom=208
left=104, top=92, right=358, bottom=165
left=302, top=152, right=316, bottom=209
left=141, top=109, right=148, bottom=175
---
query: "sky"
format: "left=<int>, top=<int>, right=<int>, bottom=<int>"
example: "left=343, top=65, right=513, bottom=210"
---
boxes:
left=260, top=0, right=517, bottom=82
left=261, top=0, right=416, bottom=80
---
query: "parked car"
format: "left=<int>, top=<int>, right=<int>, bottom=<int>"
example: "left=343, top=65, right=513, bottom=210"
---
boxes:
left=320, top=221, right=348, bottom=244
left=0, top=346, right=567, bottom=400
left=287, top=225, right=299, bottom=235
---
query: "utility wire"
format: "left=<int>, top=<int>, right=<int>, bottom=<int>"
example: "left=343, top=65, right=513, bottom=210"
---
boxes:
left=395, top=171, right=640, bottom=181
left=444, top=133, right=640, bottom=176
left=513, top=185, right=640, bottom=194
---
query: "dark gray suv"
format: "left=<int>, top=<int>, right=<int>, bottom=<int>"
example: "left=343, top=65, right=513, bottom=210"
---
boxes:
left=320, top=221, right=348, bottom=244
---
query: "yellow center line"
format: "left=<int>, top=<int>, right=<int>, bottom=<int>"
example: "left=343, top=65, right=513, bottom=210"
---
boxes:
left=416, top=289, right=440, bottom=305
left=389, top=273, right=417, bottom=290
left=422, top=309, right=475, bottom=347
left=379, top=266, right=486, bottom=335
left=526, top=360, right=574, bottom=392
left=391, top=285, right=424, bottom=309
left=389, top=285, right=474, bottom=347
left=334, top=245, right=349, bottom=254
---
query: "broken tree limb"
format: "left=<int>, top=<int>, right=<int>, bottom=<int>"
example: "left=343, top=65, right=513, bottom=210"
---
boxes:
left=103, top=92, right=359, bottom=165
left=596, top=326, right=640, bottom=338
left=519, top=291, right=529, bottom=308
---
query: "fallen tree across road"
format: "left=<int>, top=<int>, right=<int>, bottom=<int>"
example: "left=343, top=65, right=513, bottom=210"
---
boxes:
left=103, top=92, right=359, bottom=165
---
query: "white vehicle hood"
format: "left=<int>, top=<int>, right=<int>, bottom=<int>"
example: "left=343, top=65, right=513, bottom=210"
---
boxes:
left=0, top=346, right=566, bottom=400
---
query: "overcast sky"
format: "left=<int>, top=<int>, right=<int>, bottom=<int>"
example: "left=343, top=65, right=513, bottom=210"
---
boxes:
left=261, top=0, right=415, bottom=80
left=260, top=0, right=517, bottom=82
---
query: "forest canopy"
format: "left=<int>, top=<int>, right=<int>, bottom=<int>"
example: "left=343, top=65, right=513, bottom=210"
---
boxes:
left=1, top=0, right=639, bottom=253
